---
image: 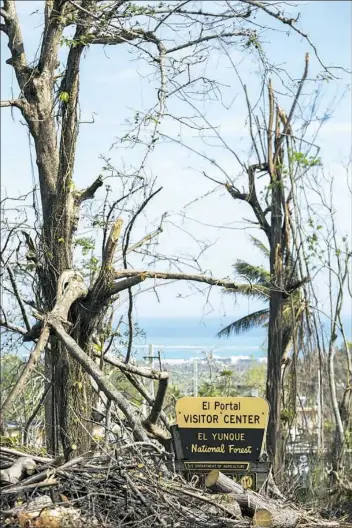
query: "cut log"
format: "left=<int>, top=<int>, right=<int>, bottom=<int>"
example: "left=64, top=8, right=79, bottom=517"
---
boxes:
left=205, top=471, right=300, bottom=528
left=206, top=469, right=243, bottom=494
left=216, top=494, right=242, bottom=518
left=0, top=456, right=37, bottom=485
left=253, top=508, right=302, bottom=528
left=253, top=509, right=273, bottom=527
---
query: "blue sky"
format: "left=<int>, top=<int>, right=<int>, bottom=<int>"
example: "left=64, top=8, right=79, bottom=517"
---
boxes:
left=1, top=1, right=351, bottom=325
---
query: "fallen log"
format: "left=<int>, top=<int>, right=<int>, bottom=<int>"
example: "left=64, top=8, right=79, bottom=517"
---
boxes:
left=0, top=447, right=54, bottom=463
left=0, top=456, right=37, bottom=485
left=205, top=470, right=300, bottom=528
left=206, top=469, right=244, bottom=494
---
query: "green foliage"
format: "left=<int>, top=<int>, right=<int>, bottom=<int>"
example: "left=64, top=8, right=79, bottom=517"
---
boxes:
left=245, top=33, right=262, bottom=51
left=59, top=91, right=70, bottom=103
left=345, top=429, right=352, bottom=449
left=75, top=237, right=95, bottom=256
left=0, top=435, right=21, bottom=447
left=59, top=11, right=77, bottom=25
left=218, top=309, right=269, bottom=338
left=85, top=256, right=100, bottom=272
left=109, top=371, right=141, bottom=405
left=249, top=236, right=270, bottom=258
left=123, top=3, right=157, bottom=16
left=199, top=369, right=240, bottom=397
left=199, top=381, right=223, bottom=397
left=220, top=369, right=233, bottom=377
left=242, top=362, right=266, bottom=396
left=92, top=216, right=107, bottom=228
left=60, top=34, right=93, bottom=48
left=1, top=354, right=45, bottom=427
left=281, top=408, right=295, bottom=424
left=289, top=150, right=322, bottom=168
left=198, top=363, right=266, bottom=398
left=234, top=260, right=270, bottom=285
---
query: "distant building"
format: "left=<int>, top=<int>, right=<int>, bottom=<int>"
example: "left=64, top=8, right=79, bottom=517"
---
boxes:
left=2, top=420, right=45, bottom=447
left=289, top=405, right=318, bottom=443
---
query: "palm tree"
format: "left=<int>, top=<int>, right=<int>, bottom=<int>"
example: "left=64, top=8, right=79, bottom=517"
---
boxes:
left=218, top=237, right=306, bottom=364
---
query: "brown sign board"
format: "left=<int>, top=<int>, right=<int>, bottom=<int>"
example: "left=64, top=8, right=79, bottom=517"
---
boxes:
left=176, top=396, right=269, bottom=430
left=177, top=427, right=264, bottom=462
left=175, top=396, right=269, bottom=462
left=171, top=397, right=270, bottom=490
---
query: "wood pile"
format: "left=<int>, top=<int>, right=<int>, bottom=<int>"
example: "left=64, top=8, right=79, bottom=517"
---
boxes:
left=0, top=446, right=348, bottom=528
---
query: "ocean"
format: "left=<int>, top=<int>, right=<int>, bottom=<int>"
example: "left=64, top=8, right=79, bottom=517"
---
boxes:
left=16, top=315, right=351, bottom=362
left=125, top=317, right=267, bottom=361
left=122, top=315, right=352, bottom=362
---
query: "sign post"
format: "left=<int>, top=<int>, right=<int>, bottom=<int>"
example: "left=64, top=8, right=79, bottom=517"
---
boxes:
left=171, top=396, right=270, bottom=490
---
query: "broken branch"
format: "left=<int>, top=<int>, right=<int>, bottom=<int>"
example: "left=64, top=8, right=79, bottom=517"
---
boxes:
left=108, top=270, right=239, bottom=297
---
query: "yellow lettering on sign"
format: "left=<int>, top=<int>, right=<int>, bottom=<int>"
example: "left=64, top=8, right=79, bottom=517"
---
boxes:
left=240, top=475, right=254, bottom=489
left=176, top=397, right=269, bottom=429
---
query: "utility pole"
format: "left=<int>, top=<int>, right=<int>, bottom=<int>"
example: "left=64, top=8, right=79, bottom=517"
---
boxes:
left=141, top=344, right=156, bottom=418
left=193, top=359, right=198, bottom=396
left=148, top=344, right=155, bottom=400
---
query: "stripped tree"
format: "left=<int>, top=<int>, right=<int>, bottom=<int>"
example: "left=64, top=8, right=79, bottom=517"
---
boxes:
left=0, top=0, right=332, bottom=459
left=157, top=51, right=340, bottom=477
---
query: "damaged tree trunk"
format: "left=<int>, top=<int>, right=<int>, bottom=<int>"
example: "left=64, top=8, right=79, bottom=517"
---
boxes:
left=19, top=270, right=151, bottom=449
left=0, top=0, right=102, bottom=456
left=266, top=79, right=285, bottom=477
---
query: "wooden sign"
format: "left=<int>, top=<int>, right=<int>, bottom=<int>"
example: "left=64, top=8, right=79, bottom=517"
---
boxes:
left=176, top=427, right=265, bottom=461
left=175, top=397, right=269, bottom=463
left=176, top=396, right=269, bottom=429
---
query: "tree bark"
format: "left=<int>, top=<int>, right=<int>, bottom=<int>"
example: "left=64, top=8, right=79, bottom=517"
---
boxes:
left=205, top=471, right=300, bottom=528
left=266, top=81, right=284, bottom=478
left=51, top=321, right=150, bottom=443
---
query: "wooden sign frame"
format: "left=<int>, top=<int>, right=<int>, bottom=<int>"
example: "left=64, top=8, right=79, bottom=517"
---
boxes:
left=170, top=396, right=270, bottom=491
left=170, top=425, right=269, bottom=491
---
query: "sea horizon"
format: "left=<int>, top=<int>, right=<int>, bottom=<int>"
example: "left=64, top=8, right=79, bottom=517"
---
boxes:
left=14, top=314, right=352, bottom=362
left=117, top=315, right=352, bottom=362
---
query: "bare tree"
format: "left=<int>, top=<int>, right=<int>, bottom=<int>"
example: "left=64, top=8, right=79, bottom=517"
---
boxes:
left=1, top=0, right=342, bottom=463
left=155, top=47, right=346, bottom=478
left=2, top=0, right=314, bottom=456
left=298, top=167, right=352, bottom=483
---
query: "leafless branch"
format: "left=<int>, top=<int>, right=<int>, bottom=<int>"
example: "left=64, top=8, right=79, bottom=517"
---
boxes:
left=165, top=30, right=252, bottom=55
left=2, top=259, right=31, bottom=331
left=1, top=0, right=31, bottom=88
left=0, top=99, right=23, bottom=108
left=106, top=269, right=238, bottom=298
left=78, top=175, right=104, bottom=203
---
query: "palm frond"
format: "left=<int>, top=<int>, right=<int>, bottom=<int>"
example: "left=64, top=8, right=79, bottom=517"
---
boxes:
left=249, top=236, right=270, bottom=258
left=217, top=309, right=269, bottom=339
left=224, top=283, right=270, bottom=302
left=234, top=260, right=270, bottom=285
